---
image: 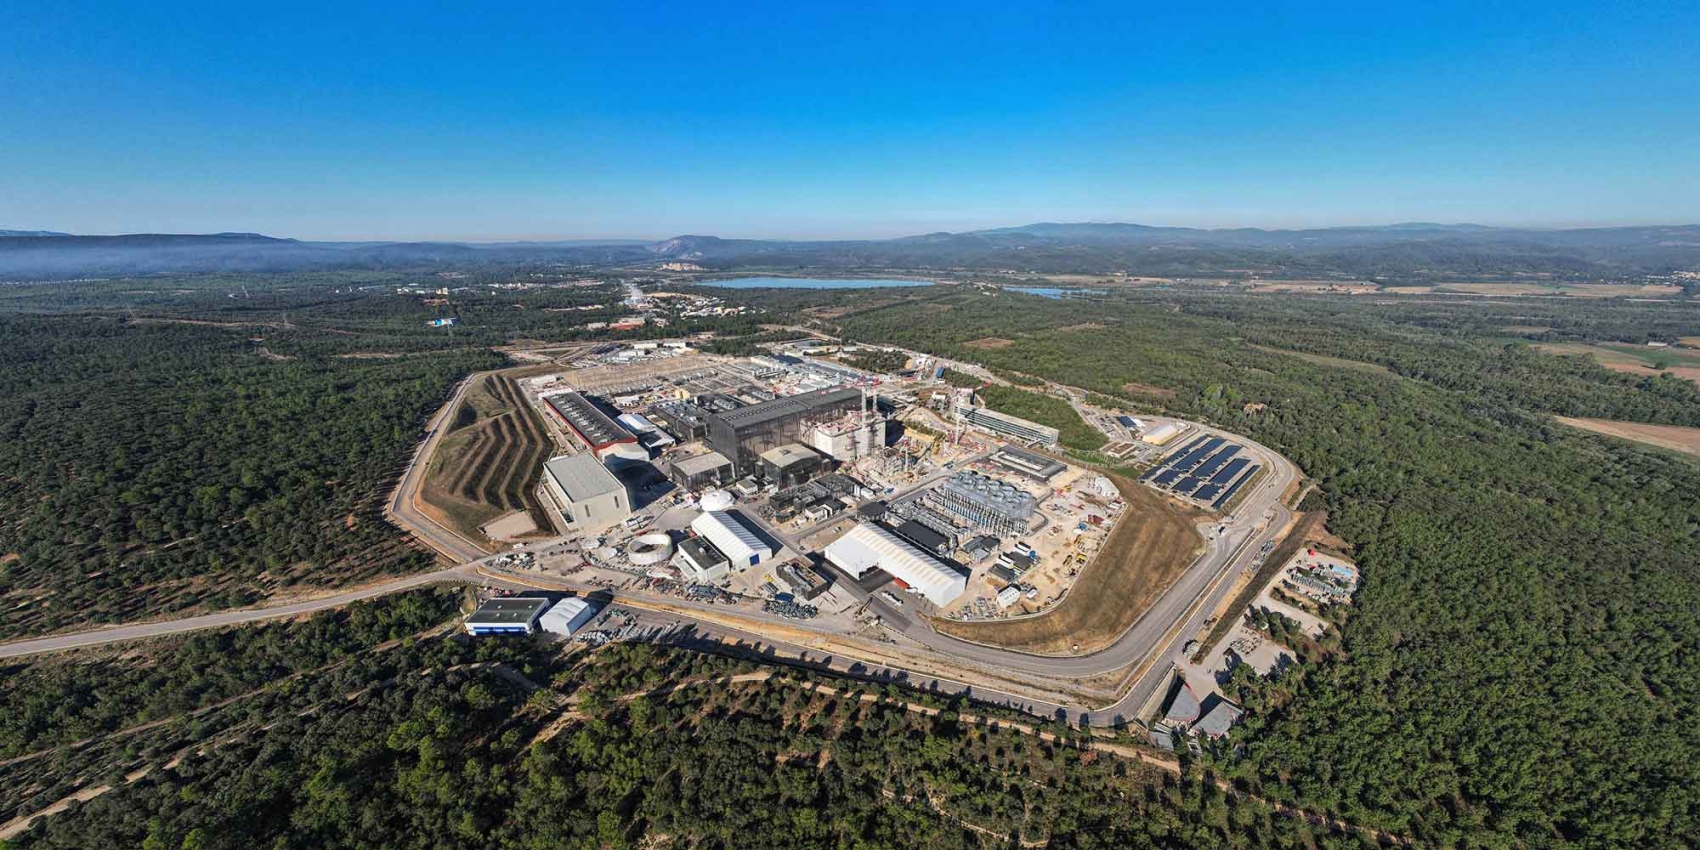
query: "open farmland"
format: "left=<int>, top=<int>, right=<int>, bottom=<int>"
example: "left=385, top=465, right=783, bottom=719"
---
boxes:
left=1535, top=341, right=1700, bottom=386
left=930, top=473, right=1199, bottom=654
left=1557, top=417, right=1700, bottom=458
left=419, top=373, right=556, bottom=546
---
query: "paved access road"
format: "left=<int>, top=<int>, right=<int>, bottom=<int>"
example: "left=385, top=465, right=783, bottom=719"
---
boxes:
left=0, top=352, right=1297, bottom=730
left=0, top=566, right=504, bottom=660
left=386, top=373, right=500, bottom=563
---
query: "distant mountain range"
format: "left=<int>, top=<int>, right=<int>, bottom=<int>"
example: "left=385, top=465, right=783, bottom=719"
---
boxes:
left=0, top=229, right=72, bottom=238
left=3, top=222, right=1698, bottom=280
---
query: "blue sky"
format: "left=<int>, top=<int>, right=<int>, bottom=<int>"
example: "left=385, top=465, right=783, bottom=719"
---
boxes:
left=3, top=1, right=1697, bottom=240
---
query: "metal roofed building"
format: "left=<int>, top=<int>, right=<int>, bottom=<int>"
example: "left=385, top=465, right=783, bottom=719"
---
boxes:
left=690, top=510, right=772, bottom=568
left=464, top=597, right=551, bottom=636
left=824, top=522, right=967, bottom=607
left=669, top=450, right=734, bottom=490
left=706, top=387, right=867, bottom=475
left=676, top=536, right=731, bottom=583
left=543, top=454, right=631, bottom=531
left=539, top=597, right=599, bottom=636
left=617, top=412, right=676, bottom=450
left=544, top=391, right=639, bottom=456
left=1194, top=698, right=1245, bottom=739
left=952, top=403, right=1060, bottom=447
left=989, top=443, right=1066, bottom=481
left=759, top=443, right=824, bottom=488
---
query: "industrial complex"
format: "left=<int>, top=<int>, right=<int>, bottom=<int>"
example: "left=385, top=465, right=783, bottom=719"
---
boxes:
left=409, top=326, right=1298, bottom=742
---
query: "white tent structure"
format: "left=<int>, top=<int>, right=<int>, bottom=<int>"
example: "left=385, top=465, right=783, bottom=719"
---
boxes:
left=825, top=522, right=967, bottom=607
left=539, top=597, right=599, bottom=636
left=690, top=510, right=771, bottom=568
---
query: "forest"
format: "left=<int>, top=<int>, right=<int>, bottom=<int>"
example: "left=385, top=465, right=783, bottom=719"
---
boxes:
left=0, top=274, right=770, bottom=638
left=5, top=609, right=1374, bottom=850
left=3, top=273, right=1699, bottom=847
left=791, top=285, right=1700, bottom=847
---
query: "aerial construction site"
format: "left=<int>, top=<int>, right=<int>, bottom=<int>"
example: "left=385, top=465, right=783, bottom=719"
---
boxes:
left=410, top=325, right=1306, bottom=739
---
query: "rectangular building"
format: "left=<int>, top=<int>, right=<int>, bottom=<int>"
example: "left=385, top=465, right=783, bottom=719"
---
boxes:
left=648, top=399, right=710, bottom=441
left=690, top=510, right=772, bottom=568
left=544, top=391, right=641, bottom=459
left=669, top=450, right=734, bottom=490
left=760, top=443, right=825, bottom=488
left=707, top=387, right=867, bottom=475
left=824, top=522, right=967, bottom=607
left=989, top=443, right=1066, bottom=481
left=464, top=597, right=551, bottom=636
left=953, top=404, right=1060, bottom=446
left=543, top=454, right=631, bottom=531
left=676, top=536, right=731, bottom=583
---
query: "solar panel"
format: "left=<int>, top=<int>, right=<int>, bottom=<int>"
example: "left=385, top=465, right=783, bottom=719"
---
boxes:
left=1206, top=457, right=1249, bottom=486
left=1153, top=468, right=1183, bottom=487
left=1170, top=437, right=1224, bottom=474
left=1212, top=465, right=1260, bottom=508
left=1189, top=445, right=1240, bottom=480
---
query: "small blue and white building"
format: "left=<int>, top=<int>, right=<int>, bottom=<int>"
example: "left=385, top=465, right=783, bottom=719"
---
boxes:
left=463, top=597, right=552, bottom=636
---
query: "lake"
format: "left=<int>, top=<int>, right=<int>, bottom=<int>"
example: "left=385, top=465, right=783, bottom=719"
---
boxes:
left=700, top=277, right=935, bottom=290
left=1008, top=286, right=1105, bottom=299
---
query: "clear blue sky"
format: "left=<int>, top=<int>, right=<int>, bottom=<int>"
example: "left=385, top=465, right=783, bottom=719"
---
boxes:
left=3, top=1, right=1697, bottom=240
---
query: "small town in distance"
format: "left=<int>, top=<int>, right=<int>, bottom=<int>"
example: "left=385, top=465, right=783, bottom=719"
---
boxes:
left=405, top=289, right=1342, bottom=748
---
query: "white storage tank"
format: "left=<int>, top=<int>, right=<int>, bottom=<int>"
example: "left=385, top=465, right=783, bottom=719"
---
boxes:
left=699, top=489, right=735, bottom=512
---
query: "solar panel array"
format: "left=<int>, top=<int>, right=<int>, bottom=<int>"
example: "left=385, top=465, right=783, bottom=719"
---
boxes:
left=1139, top=435, right=1258, bottom=508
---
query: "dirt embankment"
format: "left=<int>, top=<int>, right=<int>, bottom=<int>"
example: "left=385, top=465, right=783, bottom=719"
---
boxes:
left=929, top=473, right=1200, bottom=655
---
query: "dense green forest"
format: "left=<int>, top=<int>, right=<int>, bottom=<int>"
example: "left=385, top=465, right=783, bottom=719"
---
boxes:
left=0, top=274, right=775, bottom=638
left=7, top=617, right=1368, bottom=850
left=0, top=588, right=462, bottom=759
left=5, top=274, right=1700, bottom=847
left=790, top=286, right=1700, bottom=847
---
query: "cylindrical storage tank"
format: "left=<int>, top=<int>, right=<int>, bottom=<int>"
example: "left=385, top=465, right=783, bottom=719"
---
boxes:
left=627, top=532, right=675, bottom=566
left=700, top=489, right=735, bottom=512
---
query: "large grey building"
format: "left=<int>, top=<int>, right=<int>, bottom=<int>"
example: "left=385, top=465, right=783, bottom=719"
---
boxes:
left=706, top=387, right=866, bottom=475
left=542, top=453, right=631, bottom=531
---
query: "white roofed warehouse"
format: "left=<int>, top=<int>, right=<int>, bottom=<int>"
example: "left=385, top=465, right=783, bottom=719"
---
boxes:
left=689, top=510, right=772, bottom=568
left=825, top=522, right=968, bottom=607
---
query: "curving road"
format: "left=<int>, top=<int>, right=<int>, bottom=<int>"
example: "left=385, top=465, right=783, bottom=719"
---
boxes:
left=0, top=357, right=1298, bottom=730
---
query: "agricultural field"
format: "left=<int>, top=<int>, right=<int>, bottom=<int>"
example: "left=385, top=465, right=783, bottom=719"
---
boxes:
left=420, top=372, right=557, bottom=546
left=1557, top=417, right=1700, bottom=458
left=1534, top=341, right=1700, bottom=385
left=1435, top=281, right=1686, bottom=298
left=930, top=473, right=1200, bottom=654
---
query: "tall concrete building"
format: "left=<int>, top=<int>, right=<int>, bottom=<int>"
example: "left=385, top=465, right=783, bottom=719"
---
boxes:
left=542, top=454, right=631, bottom=531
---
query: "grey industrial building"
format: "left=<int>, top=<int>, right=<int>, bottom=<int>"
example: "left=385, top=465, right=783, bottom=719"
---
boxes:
left=924, top=470, right=1038, bottom=535
left=669, top=450, right=734, bottom=490
left=706, top=387, right=865, bottom=475
left=542, top=454, right=632, bottom=531
left=953, top=403, right=1060, bottom=446
left=648, top=399, right=711, bottom=441
left=759, top=443, right=825, bottom=488
left=989, top=443, right=1066, bottom=481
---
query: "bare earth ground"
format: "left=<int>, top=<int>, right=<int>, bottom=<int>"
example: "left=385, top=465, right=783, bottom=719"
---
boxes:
left=964, top=337, right=1016, bottom=349
left=1536, top=342, right=1700, bottom=386
left=1557, top=417, right=1700, bottom=458
left=929, top=473, right=1200, bottom=654
left=419, top=373, right=556, bottom=548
